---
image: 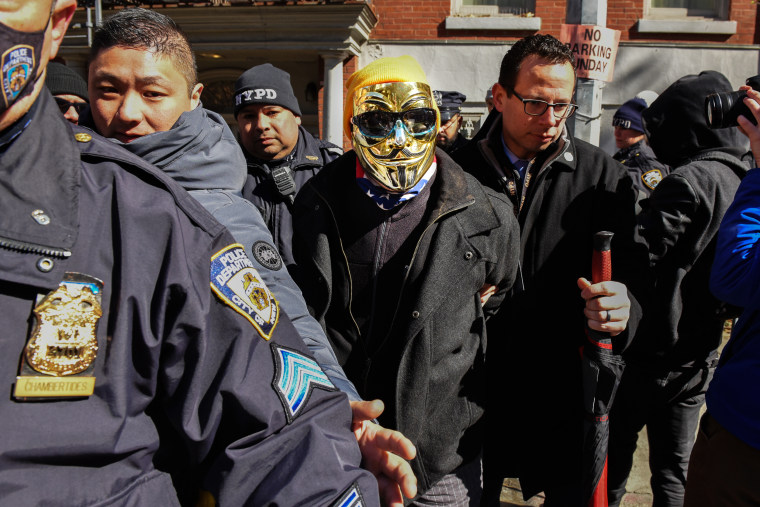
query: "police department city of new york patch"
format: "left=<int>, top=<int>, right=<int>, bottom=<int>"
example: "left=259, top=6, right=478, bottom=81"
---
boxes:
left=210, top=244, right=279, bottom=340
left=1, top=45, right=33, bottom=107
left=331, top=482, right=365, bottom=507
left=271, top=343, right=336, bottom=423
left=252, top=240, right=283, bottom=271
left=642, top=168, right=664, bottom=190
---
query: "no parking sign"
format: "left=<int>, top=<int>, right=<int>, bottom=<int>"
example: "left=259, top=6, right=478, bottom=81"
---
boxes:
left=560, top=25, right=621, bottom=82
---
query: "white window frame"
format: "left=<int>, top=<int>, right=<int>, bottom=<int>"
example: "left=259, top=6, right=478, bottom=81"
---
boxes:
left=637, top=0, right=736, bottom=34
left=446, top=0, right=541, bottom=31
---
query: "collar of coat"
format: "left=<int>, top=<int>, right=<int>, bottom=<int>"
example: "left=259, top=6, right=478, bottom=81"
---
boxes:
left=243, top=124, right=341, bottom=172
left=477, top=112, right=577, bottom=180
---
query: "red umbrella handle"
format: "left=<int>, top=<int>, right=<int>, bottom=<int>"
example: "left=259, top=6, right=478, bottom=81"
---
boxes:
left=592, top=231, right=613, bottom=284
left=589, top=230, right=613, bottom=507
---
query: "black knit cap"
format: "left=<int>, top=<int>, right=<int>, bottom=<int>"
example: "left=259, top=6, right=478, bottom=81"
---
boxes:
left=233, top=63, right=301, bottom=118
left=45, top=62, right=88, bottom=102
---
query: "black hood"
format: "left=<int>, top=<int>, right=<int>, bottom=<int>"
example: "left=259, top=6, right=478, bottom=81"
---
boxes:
left=643, top=71, right=746, bottom=167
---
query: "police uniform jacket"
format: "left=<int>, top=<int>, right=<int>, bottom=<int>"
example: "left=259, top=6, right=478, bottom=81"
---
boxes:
left=89, top=104, right=360, bottom=401
left=455, top=117, right=647, bottom=500
left=0, top=90, right=379, bottom=506
left=241, top=125, right=341, bottom=270
left=613, top=139, right=670, bottom=199
left=291, top=149, right=520, bottom=495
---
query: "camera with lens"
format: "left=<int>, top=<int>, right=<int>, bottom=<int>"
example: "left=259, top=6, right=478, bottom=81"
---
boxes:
left=705, top=75, right=760, bottom=129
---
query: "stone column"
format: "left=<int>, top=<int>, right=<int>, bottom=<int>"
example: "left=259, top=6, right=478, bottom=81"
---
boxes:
left=321, top=52, right=346, bottom=147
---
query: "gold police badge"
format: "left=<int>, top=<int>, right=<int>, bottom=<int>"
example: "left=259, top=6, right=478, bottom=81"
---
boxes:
left=14, top=273, right=103, bottom=399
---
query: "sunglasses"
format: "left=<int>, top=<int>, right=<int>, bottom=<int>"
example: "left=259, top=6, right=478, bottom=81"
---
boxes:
left=54, top=97, right=88, bottom=115
left=351, top=108, right=437, bottom=139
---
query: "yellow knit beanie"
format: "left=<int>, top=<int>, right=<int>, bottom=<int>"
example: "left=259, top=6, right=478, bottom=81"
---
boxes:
left=344, top=55, right=435, bottom=139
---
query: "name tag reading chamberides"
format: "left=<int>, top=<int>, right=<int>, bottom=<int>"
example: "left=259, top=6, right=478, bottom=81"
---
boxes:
left=14, top=273, right=103, bottom=400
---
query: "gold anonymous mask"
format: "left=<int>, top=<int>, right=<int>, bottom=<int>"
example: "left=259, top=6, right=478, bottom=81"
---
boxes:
left=351, top=82, right=439, bottom=193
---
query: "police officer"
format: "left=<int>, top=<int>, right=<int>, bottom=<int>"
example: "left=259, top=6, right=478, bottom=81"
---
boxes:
left=612, top=95, right=670, bottom=204
left=235, top=64, right=342, bottom=272
left=83, top=9, right=418, bottom=503
left=0, top=1, right=380, bottom=505
left=434, top=89, right=468, bottom=155
left=45, top=61, right=88, bottom=124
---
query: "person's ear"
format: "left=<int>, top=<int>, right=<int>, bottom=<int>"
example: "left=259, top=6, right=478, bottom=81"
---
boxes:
left=493, top=83, right=509, bottom=113
left=48, top=0, right=77, bottom=61
left=190, top=82, right=203, bottom=109
left=295, top=115, right=302, bottom=126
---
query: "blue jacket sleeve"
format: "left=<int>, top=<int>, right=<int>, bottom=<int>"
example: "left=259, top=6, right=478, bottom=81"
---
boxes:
left=192, top=189, right=362, bottom=401
left=710, top=168, right=760, bottom=308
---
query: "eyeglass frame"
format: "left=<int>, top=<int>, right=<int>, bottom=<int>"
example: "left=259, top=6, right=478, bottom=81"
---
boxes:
left=54, top=97, right=88, bottom=115
left=507, top=87, right=578, bottom=119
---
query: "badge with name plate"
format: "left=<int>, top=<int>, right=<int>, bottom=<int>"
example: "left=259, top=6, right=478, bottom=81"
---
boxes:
left=14, top=272, right=103, bottom=400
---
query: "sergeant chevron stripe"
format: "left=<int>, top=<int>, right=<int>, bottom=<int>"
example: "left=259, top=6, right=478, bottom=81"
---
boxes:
left=271, top=343, right=336, bottom=422
left=331, top=482, right=364, bottom=507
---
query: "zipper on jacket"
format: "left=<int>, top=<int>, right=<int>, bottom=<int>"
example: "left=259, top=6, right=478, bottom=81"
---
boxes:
left=0, top=235, right=71, bottom=258
left=365, top=219, right=389, bottom=346
left=312, top=189, right=363, bottom=341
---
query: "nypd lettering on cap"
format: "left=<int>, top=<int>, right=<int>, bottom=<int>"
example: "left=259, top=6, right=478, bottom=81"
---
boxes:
left=235, top=88, right=278, bottom=106
left=2, top=45, right=34, bottom=106
left=210, top=244, right=279, bottom=340
left=331, top=483, right=365, bottom=507
left=271, top=343, right=336, bottom=423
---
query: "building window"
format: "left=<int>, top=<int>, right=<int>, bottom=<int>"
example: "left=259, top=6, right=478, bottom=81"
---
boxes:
left=637, top=0, right=734, bottom=34
left=446, top=0, right=541, bottom=30
left=455, top=0, right=535, bottom=17
left=645, top=0, right=727, bottom=19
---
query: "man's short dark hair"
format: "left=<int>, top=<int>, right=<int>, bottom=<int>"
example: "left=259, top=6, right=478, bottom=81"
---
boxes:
left=90, top=8, right=198, bottom=97
left=498, top=34, right=576, bottom=94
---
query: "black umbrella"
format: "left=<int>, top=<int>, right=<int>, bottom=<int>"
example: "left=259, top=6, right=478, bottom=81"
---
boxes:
left=582, top=231, right=626, bottom=506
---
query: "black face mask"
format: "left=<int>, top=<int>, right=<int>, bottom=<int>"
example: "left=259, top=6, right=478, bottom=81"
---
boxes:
left=0, top=6, right=51, bottom=113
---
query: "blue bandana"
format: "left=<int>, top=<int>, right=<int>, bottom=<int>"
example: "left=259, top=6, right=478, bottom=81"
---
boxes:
left=355, top=158, right=437, bottom=210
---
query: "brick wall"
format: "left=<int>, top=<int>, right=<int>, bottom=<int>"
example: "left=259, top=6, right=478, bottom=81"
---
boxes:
left=370, top=0, right=758, bottom=45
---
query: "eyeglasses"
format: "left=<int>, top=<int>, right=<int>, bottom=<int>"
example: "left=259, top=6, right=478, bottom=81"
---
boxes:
left=509, top=88, right=577, bottom=119
left=54, top=97, right=88, bottom=115
left=351, top=108, right=437, bottom=139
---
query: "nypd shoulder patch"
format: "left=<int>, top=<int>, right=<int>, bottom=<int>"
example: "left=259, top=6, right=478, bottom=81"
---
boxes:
left=252, top=241, right=283, bottom=271
left=271, top=343, right=336, bottom=423
left=641, top=169, right=663, bottom=190
left=331, top=482, right=365, bottom=507
left=210, top=244, right=279, bottom=340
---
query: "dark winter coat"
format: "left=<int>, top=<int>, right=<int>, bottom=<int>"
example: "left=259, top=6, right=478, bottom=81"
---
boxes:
left=0, top=91, right=378, bottom=506
left=242, top=125, right=341, bottom=270
left=632, top=70, right=751, bottom=370
left=292, top=149, right=520, bottom=496
left=455, top=116, right=648, bottom=500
